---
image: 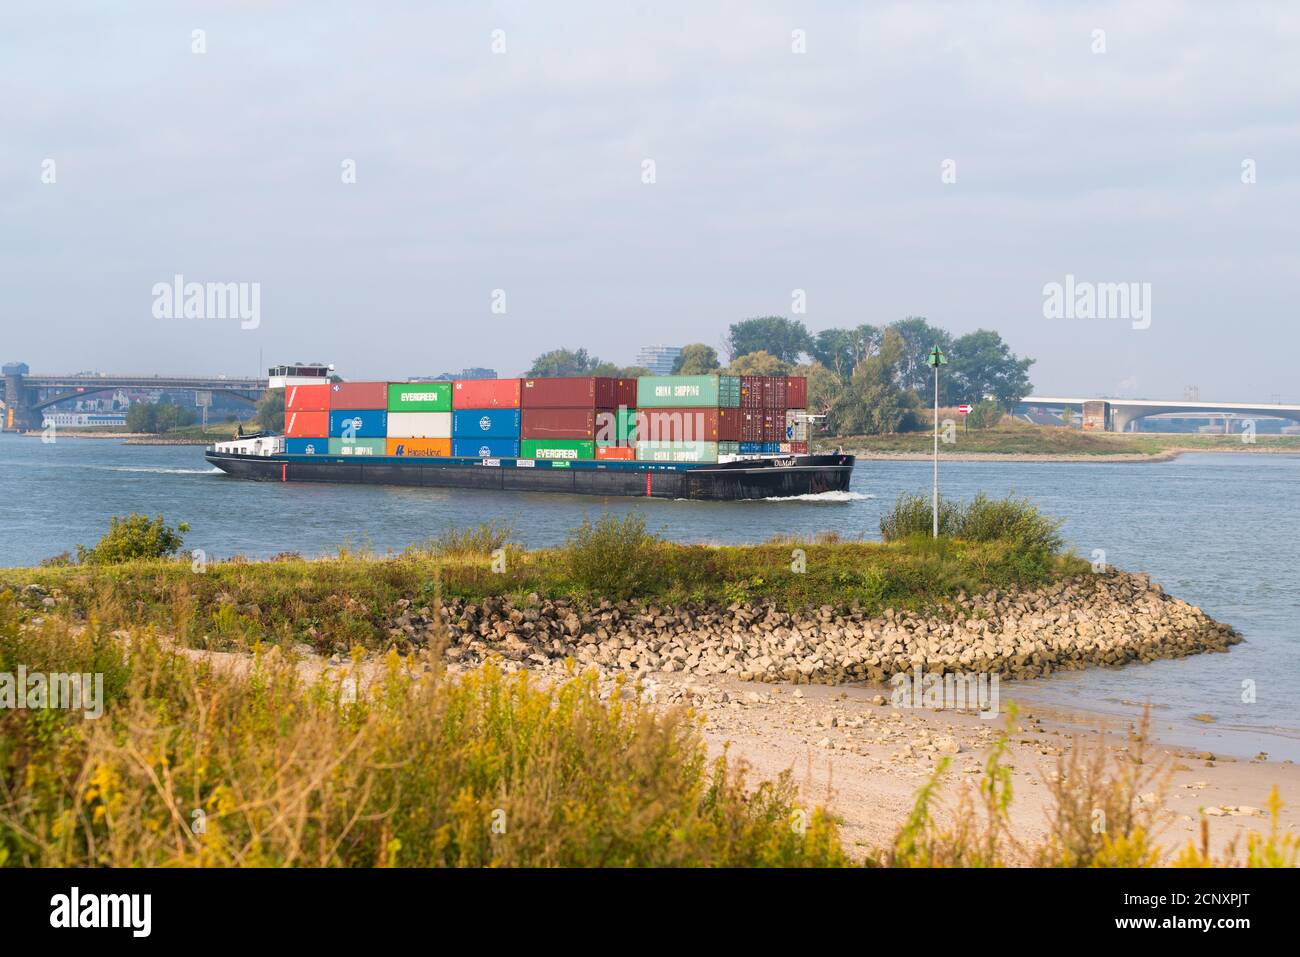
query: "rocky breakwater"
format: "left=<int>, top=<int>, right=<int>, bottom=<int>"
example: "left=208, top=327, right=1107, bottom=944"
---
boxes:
left=396, top=570, right=1240, bottom=684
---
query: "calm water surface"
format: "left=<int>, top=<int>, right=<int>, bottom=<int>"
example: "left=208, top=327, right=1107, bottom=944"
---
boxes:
left=1, top=433, right=1296, bottom=757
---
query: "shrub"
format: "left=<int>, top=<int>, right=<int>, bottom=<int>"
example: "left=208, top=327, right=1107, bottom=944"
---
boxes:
left=959, top=493, right=1063, bottom=556
left=75, top=514, right=189, bottom=565
left=880, top=493, right=1063, bottom=557
left=879, top=493, right=962, bottom=540
left=965, top=399, right=1004, bottom=430
left=563, top=513, right=665, bottom=599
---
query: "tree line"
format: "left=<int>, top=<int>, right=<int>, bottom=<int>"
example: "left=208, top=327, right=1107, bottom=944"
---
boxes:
left=525, top=316, right=1034, bottom=435
left=124, top=398, right=198, bottom=434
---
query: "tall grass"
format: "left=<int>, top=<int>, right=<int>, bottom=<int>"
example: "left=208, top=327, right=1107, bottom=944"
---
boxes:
left=880, top=492, right=1064, bottom=557
left=0, top=596, right=843, bottom=867
left=410, top=521, right=517, bottom=558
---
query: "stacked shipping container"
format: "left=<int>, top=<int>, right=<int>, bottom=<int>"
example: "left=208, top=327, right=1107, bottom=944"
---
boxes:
left=283, top=373, right=808, bottom=461
left=518, top=376, right=636, bottom=461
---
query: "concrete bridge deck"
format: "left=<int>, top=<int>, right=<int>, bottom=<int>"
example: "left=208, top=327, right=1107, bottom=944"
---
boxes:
left=1021, top=396, right=1300, bottom=432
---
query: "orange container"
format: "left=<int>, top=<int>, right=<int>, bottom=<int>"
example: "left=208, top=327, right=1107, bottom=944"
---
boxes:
left=595, top=445, right=635, bottom=461
left=453, top=378, right=521, bottom=409
left=385, top=438, right=451, bottom=458
left=285, top=383, right=330, bottom=412
left=284, top=410, right=329, bottom=437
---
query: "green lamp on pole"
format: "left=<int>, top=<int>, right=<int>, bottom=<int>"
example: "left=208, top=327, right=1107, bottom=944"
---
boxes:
left=927, top=346, right=947, bottom=538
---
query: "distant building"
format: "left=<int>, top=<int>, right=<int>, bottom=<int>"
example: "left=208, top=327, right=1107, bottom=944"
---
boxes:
left=635, top=345, right=682, bottom=376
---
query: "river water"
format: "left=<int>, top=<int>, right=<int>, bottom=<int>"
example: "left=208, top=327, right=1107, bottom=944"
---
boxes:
left=1, top=432, right=1296, bottom=758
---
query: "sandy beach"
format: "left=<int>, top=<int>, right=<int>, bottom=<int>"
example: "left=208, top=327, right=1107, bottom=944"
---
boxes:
left=681, top=673, right=1297, bottom=860
left=172, top=638, right=1296, bottom=864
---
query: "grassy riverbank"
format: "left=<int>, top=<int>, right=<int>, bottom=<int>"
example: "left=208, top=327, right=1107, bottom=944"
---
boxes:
left=819, top=421, right=1300, bottom=458
left=3, top=509, right=1085, bottom=654
left=0, top=506, right=1291, bottom=868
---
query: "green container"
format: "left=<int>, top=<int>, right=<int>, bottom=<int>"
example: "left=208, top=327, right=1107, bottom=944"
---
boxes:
left=636, top=375, right=740, bottom=409
left=521, top=439, right=595, bottom=461
left=596, top=408, right=639, bottom=445
left=635, top=440, right=719, bottom=463
left=328, top=437, right=387, bottom=457
left=387, top=382, right=452, bottom=412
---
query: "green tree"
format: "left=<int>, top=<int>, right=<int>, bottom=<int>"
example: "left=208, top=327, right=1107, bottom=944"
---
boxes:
left=887, top=317, right=953, bottom=396
left=672, top=343, right=721, bottom=375
left=126, top=400, right=195, bottom=434
left=946, top=330, right=1034, bottom=409
left=590, top=363, right=649, bottom=378
left=725, top=350, right=793, bottom=377
left=792, top=362, right=843, bottom=416
left=726, top=316, right=812, bottom=363
left=256, top=389, right=285, bottom=430
left=528, top=348, right=603, bottom=377
left=75, top=514, right=190, bottom=565
left=810, top=325, right=878, bottom=381
left=966, top=398, right=1005, bottom=430
left=125, top=402, right=157, bottom=433
left=829, top=330, right=922, bottom=435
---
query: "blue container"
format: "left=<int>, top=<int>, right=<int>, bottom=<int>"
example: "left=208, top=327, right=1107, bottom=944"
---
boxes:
left=452, top=438, right=520, bottom=459
left=451, top=409, right=521, bottom=438
left=739, top=442, right=763, bottom=454
left=329, top=409, right=388, bottom=438
left=285, top=437, right=328, bottom=455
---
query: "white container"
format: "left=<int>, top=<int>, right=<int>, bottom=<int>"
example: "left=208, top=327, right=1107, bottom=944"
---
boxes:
left=785, top=409, right=808, bottom=441
left=387, top=411, right=452, bottom=439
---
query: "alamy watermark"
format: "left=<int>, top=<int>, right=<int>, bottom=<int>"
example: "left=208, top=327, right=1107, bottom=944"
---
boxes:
left=152, top=274, right=260, bottom=329
left=890, top=665, right=1000, bottom=719
left=1, top=666, right=104, bottom=719
left=1042, top=274, right=1151, bottom=330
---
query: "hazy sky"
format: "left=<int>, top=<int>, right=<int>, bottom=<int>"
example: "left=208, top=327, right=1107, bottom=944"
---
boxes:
left=3, top=2, right=1298, bottom=400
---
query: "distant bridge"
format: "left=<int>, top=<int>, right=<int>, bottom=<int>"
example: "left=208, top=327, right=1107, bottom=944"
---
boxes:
left=1020, top=395, right=1300, bottom=433
left=2, top=369, right=266, bottom=430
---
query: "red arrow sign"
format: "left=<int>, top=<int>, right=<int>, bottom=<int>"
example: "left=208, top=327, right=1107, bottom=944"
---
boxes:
left=957, top=404, right=973, bottom=414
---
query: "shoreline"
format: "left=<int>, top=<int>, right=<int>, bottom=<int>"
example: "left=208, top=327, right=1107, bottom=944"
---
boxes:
left=829, top=446, right=1300, bottom=463
left=13, top=431, right=221, bottom=445
left=684, top=673, right=1299, bottom=859
left=170, top=637, right=1299, bottom=862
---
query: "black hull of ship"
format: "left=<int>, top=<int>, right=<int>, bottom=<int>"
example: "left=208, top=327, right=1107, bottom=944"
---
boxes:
left=204, top=451, right=855, bottom=501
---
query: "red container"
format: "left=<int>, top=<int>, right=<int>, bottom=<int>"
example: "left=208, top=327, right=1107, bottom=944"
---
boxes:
left=765, top=377, right=787, bottom=410
left=741, top=376, right=789, bottom=410
left=790, top=440, right=808, bottom=454
left=740, top=410, right=784, bottom=442
left=614, top=378, right=637, bottom=409
left=595, top=445, right=635, bottom=461
left=329, top=381, right=387, bottom=410
left=634, top=408, right=738, bottom=443
left=521, top=377, right=633, bottom=409
left=285, top=383, right=330, bottom=412
left=453, top=378, right=521, bottom=409
left=521, top=408, right=598, bottom=440
left=284, top=410, right=329, bottom=438
left=786, top=376, right=807, bottom=409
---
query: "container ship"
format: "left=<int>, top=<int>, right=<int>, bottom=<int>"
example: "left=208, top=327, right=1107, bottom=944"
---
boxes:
left=206, top=373, right=854, bottom=501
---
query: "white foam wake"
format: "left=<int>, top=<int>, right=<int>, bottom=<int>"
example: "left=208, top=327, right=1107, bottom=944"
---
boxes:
left=757, top=490, right=872, bottom=503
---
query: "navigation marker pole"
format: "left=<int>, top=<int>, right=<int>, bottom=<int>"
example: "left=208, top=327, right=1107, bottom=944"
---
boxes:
left=927, top=346, right=948, bottom=538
